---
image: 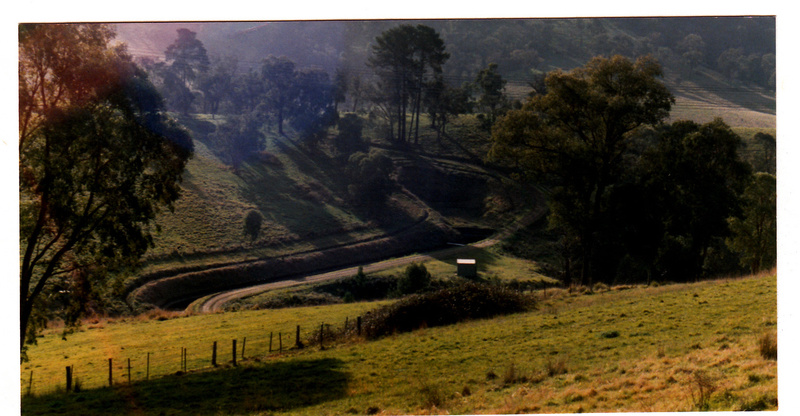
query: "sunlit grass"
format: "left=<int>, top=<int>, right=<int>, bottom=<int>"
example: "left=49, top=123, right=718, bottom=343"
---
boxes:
left=22, top=273, right=776, bottom=415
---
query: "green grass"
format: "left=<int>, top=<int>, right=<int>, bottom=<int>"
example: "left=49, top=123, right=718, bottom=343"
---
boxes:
left=22, top=272, right=776, bottom=414
left=366, top=245, right=557, bottom=285
left=233, top=245, right=557, bottom=310
left=139, top=123, right=404, bottom=277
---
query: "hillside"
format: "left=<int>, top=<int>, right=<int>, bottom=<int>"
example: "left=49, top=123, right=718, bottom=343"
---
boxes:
left=111, top=17, right=776, bottom=311
left=21, top=272, right=777, bottom=414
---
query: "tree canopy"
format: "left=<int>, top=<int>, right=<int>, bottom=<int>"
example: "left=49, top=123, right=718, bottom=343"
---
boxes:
left=368, top=24, right=449, bottom=144
left=19, top=24, right=194, bottom=357
left=489, top=55, right=674, bottom=286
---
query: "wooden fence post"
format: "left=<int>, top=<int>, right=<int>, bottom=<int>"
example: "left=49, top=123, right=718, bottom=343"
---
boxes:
left=269, top=332, right=273, bottom=353
left=127, top=359, right=132, bottom=384
left=212, top=341, right=217, bottom=367
left=232, top=339, right=237, bottom=366
left=296, top=325, right=303, bottom=349
left=146, top=353, right=151, bottom=380
left=65, top=366, right=72, bottom=392
left=108, top=358, right=113, bottom=387
left=242, top=337, right=247, bottom=359
left=27, top=371, right=33, bottom=396
left=319, top=323, right=324, bottom=349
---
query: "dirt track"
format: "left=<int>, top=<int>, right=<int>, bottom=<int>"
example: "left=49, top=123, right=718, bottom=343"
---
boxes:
left=193, top=206, right=544, bottom=313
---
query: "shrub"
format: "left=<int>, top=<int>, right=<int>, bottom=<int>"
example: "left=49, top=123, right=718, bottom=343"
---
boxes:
left=396, top=263, right=432, bottom=295
left=361, top=282, right=535, bottom=339
left=690, top=370, right=717, bottom=411
left=545, top=356, right=569, bottom=377
left=758, top=332, right=778, bottom=360
left=243, top=210, right=263, bottom=241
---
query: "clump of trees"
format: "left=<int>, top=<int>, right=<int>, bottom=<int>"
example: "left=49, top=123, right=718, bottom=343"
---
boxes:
left=368, top=24, right=449, bottom=145
left=142, top=30, right=339, bottom=170
left=490, top=55, right=774, bottom=285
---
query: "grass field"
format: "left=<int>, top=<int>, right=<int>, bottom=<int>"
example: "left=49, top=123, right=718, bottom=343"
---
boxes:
left=21, top=271, right=777, bottom=415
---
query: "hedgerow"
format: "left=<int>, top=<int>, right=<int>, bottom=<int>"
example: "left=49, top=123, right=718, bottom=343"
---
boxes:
left=361, top=282, right=535, bottom=339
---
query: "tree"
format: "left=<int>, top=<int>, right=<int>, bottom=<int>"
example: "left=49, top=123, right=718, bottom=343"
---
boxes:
left=164, top=28, right=210, bottom=85
left=726, top=172, right=777, bottom=273
left=397, top=263, right=432, bottom=295
left=198, top=56, right=237, bottom=117
left=243, top=210, right=264, bottom=241
left=229, top=69, right=264, bottom=114
left=346, top=151, right=394, bottom=213
left=334, top=113, right=366, bottom=155
left=19, top=24, right=194, bottom=357
left=260, top=56, right=297, bottom=135
left=474, top=63, right=508, bottom=130
left=636, top=119, right=752, bottom=281
left=426, top=80, right=473, bottom=143
left=489, top=55, right=674, bottom=286
left=210, top=113, right=265, bottom=171
left=290, top=68, right=338, bottom=145
left=752, top=132, right=776, bottom=174
left=678, top=34, right=705, bottom=73
left=717, top=48, right=745, bottom=80
left=369, top=24, right=449, bottom=144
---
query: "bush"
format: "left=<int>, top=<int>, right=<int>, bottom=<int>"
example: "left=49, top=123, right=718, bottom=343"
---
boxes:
left=243, top=210, right=263, bottom=241
left=396, top=263, right=432, bottom=295
left=758, top=332, right=778, bottom=360
left=361, top=282, right=535, bottom=339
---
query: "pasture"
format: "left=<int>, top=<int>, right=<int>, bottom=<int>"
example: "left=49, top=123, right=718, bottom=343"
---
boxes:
left=21, top=272, right=777, bottom=415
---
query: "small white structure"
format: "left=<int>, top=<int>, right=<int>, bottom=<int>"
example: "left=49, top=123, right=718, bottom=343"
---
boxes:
left=457, top=259, right=477, bottom=278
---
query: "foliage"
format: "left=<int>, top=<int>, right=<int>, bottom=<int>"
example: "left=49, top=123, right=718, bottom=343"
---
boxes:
left=749, top=132, right=776, bottom=174
left=396, top=263, right=432, bottom=295
left=18, top=24, right=193, bottom=356
left=243, top=210, right=263, bottom=241
left=289, top=68, right=338, bottom=144
left=635, top=119, right=752, bottom=281
left=345, top=150, right=394, bottom=212
left=333, top=113, right=366, bottom=155
left=197, top=56, right=237, bottom=116
left=368, top=24, right=449, bottom=144
left=164, top=28, right=210, bottom=85
left=209, top=113, right=265, bottom=170
left=362, top=282, right=535, bottom=339
left=473, top=63, right=509, bottom=129
left=726, top=172, right=777, bottom=273
left=489, top=55, right=674, bottom=285
left=260, top=56, right=337, bottom=139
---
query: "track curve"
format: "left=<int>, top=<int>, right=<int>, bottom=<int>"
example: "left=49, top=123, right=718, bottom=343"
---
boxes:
left=192, top=205, right=545, bottom=313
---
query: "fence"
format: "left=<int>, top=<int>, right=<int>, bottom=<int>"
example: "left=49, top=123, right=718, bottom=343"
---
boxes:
left=22, top=315, right=364, bottom=396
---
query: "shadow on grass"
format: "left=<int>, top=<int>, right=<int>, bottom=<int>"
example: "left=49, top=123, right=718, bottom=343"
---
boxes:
left=22, top=358, right=349, bottom=416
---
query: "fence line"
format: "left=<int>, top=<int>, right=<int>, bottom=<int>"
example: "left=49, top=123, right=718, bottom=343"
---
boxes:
left=23, top=315, right=363, bottom=396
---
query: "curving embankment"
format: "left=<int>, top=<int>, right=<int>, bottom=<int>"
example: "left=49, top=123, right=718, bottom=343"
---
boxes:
left=130, top=215, right=455, bottom=310
left=193, top=197, right=547, bottom=313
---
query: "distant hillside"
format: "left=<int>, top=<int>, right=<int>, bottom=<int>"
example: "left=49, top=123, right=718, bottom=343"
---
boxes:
left=114, top=17, right=776, bottom=130
left=115, top=17, right=775, bottom=87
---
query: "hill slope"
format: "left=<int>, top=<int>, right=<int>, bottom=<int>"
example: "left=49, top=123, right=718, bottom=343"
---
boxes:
left=22, top=272, right=777, bottom=414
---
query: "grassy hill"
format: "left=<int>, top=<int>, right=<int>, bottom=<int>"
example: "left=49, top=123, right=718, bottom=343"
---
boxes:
left=21, top=272, right=777, bottom=414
